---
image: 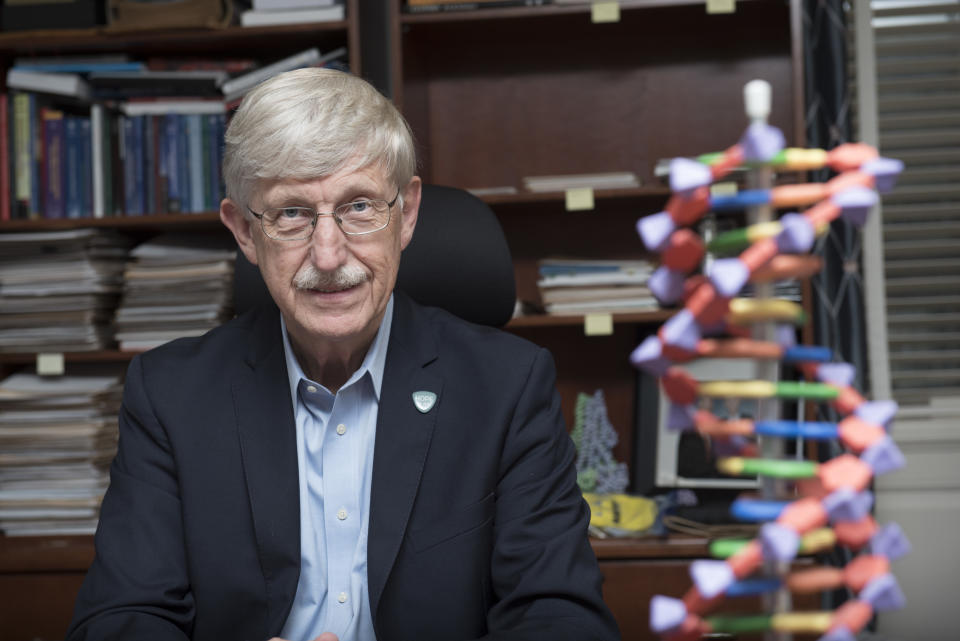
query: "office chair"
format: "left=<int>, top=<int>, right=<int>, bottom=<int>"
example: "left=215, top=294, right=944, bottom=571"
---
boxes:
left=233, top=184, right=517, bottom=327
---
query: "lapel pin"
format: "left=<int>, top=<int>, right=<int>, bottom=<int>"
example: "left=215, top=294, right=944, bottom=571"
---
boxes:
left=412, top=390, right=437, bottom=413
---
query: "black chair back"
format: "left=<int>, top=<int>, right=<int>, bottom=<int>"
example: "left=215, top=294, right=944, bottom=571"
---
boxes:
left=233, top=184, right=516, bottom=327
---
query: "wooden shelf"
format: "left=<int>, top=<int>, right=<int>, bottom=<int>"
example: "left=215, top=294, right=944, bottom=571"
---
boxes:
left=508, top=310, right=672, bottom=329
left=400, top=0, right=765, bottom=25
left=0, top=212, right=222, bottom=232
left=478, top=187, right=670, bottom=206
left=0, top=23, right=349, bottom=55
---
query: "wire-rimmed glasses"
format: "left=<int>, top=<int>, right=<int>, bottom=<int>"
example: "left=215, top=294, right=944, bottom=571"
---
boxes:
left=247, top=189, right=400, bottom=241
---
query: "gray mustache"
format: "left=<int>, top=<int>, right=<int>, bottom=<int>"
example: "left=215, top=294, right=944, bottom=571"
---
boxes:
left=294, top=264, right=369, bottom=291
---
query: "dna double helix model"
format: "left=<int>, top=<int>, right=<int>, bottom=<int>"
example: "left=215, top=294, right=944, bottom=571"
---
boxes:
left=632, top=80, right=909, bottom=641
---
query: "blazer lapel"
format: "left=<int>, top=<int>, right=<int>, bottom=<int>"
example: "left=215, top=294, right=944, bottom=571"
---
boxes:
left=232, top=305, right=301, bottom=635
left=368, top=293, right=442, bottom=619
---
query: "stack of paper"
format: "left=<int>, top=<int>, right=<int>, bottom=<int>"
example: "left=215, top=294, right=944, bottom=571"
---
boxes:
left=536, top=258, right=659, bottom=315
left=0, top=371, right=123, bottom=536
left=114, top=233, right=236, bottom=351
left=0, top=230, right=129, bottom=353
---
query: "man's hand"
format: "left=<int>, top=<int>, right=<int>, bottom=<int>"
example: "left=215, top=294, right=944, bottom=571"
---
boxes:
left=268, top=635, right=338, bottom=641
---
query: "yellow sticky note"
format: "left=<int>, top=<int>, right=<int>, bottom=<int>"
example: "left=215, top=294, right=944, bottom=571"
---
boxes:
left=591, top=1, right=620, bottom=23
left=706, top=0, right=735, bottom=14
left=37, top=352, right=65, bottom=376
left=565, top=187, right=595, bottom=211
left=710, top=181, right=738, bottom=197
left=584, top=313, right=614, bottom=336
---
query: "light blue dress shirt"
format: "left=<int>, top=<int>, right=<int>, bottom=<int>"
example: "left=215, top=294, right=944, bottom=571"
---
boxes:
left=278, top=296, right=393, bottom=641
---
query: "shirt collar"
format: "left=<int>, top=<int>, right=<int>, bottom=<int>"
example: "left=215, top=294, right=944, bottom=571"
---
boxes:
left=281, top=294, right=394, bottom=402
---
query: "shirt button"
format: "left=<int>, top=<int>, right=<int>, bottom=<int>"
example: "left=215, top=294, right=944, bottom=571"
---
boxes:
left=336, top=423, right=347, bottom=435
left=338, top=592, right=348, bottom=604
left=337, top=509, right=348, bottom=520
left=306, top=385, right=317, bottom=393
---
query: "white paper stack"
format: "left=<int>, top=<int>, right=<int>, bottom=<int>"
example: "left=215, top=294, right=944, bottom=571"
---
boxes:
left=0, top=371, right=123, bottom=536
left=536, top=258, right=658, bottom=315
left=0, top=230, right=129, bottom=353
left=114, top=233, right=236, bottom=351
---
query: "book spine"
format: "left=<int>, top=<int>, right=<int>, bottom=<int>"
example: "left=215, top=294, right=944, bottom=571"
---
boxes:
left=132, top=115, right=146, bottom=215
left=80, top=116, right=92, bottom=217
left=163, top=113, right=181, bottom=213
left=0, top=93, right=8, bottom=222
left=28, top=94, right=42, bottom=219
left=12, top=92, right=30, bottom=219
left=64, top=115, right=81, bottom=218
left=103, top=111, right=115, bottom=217
left=41, top=107, right=65, bottom=219
left=177, top=115, right=189, bottom=213
left=122, top=115, right=137, bottom=215
left=201, top=114, right=212, bottom=211
left=111, top=114, right=127, bottom=216
left=211, top=114, right=225, bottom=205
left=90, top=103, right=105, bottom=218
left=143, top=114, right=157, bottom=214
left=186, top=113, right=204, bottom=213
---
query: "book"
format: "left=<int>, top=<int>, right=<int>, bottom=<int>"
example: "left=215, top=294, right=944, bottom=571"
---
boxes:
left=6, top=70, right=92, bottom=101
left=406, top=0, right=547, bottom=11
left=1, top=94, right=9, bottom=222
left=90, top=104, right=106, bottom=218
left=119, top=100, right=226, bottom=116
left=220, top=46, right=348, bottom=103
left=186, top=114, right=205, bottom=213
left=64, top=116, right=83, bottom=219
left=42, top=108, right=66, bottom=220
left=253, top=0, right=337, bottom=9
left=87, top=70, right=228, bottom=99
left=239, top=5, right=345, bottom=26
left=12, top=93, right=32, bottom=219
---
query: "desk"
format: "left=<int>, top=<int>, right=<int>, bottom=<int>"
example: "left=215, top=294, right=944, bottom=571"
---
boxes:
left=0, top=534, right=795, bottom=641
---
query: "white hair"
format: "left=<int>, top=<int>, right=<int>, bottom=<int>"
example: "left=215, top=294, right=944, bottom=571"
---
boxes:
left=223, top=67, right=417, bottom=212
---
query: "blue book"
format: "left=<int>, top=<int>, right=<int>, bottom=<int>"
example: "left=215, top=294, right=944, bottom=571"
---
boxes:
left=27, top=94, right=42, bottom=218
left=80, top=116, right=92, bottom=217
left=122, top=115, right=146, bottom=216
left=41, top=108, right=66, bottom=219
left=176, top=115, right=189, bottom=213
left=212, top=113, right=225, bottom=203
left=143, top=115, right=157, bottom=214
left=162, top=113, right=181, bottom=212
left=64, top=115, right=82, bottom=218
left=14, top=61, right=145, bottom=73
left=186, top=114, right=204, bottom=213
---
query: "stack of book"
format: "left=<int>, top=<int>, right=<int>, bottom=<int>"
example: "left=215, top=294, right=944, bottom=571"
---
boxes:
left=114, top=234, right=237, bottom=351
left=0, top=229, right=129, bottom=353
left=535, top=258, right=658, bottom=316
left=240, top=0, right=345, bottom=27
left=2, top=47, right=347, bottom=221
left=0, top=370, right=123, bottom=536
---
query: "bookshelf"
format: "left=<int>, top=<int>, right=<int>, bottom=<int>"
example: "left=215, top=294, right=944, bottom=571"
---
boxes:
left=372, top=0, right=805, bottom=465
left=372, top=3, right=806, bottom=636
left=0, top=1, right=807, bottom=639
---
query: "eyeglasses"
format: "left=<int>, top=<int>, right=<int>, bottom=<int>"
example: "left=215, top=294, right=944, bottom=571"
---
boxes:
left=247, top=189, right=400, bottom=241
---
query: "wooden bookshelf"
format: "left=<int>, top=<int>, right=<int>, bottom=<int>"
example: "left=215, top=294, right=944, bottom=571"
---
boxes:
left=0, top=1, right=808, bottom=638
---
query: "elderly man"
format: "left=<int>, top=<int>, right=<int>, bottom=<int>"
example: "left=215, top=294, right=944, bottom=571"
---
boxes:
left=67, top=68, right=619, bottom=641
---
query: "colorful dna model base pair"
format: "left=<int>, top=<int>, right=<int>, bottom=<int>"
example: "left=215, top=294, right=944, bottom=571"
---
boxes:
left=631, top=80, right=908, bottom=641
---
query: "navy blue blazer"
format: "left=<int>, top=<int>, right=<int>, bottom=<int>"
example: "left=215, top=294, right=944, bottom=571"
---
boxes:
left=67, top=291, right=620, bottom=641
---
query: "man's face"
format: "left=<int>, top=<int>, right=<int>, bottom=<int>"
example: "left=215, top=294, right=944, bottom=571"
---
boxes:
left=223, top=165, right=420, bottom=352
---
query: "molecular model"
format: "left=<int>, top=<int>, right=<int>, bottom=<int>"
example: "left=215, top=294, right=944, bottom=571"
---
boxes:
left=631, top=80, right=910, bottom=641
